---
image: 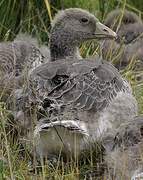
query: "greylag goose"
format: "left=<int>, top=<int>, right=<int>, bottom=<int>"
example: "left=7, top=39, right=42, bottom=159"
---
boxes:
left=12, top=8, right=137, bottom=159
left=102, top=9, right=143, bottom=70
left=103, top=115, right=143, bottom=180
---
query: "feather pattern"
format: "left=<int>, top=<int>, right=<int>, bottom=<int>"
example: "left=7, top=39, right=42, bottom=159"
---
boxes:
left=29, top=57, right=130, bottom=113
left=0, top=41, right=45, bottom=76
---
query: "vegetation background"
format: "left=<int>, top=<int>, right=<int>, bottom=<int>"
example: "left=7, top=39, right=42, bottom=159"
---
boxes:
left=0, top=0, right=143, bottom=42
left=0, top=0, right=143, bottom=179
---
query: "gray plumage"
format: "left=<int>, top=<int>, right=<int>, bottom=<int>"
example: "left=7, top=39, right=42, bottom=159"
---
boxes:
left=31, top=57, right=137, bottom=157
left=14, top=33, right=50, bottom=60
left=11, top=8, right=137, bottom=159
left=103, top=115, right=143, bottom=180
left=49, top=8, right=116, bottom=61
left=117, top=22, right=143, bottom=44
left=104, top=9, right=142, bottom=32
left=0, top=35, right=50, bottom=100
left=5, top=12, right=141, bottom=180
left=10, top=8, right=115, bottom=124
left=0, top=41, right=44, bottom=76
left=30, top=57, right=129, bottom=112
left=102, top=9, right=143, bottom=71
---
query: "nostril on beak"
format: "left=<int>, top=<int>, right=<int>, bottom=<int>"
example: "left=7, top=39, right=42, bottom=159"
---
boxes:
left=96, top=22, right=117, bottom=39
left=103, top=28, right=108, bottom=33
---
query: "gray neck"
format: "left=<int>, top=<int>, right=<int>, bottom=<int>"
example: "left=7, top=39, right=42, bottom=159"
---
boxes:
left=49, top=29, right=81, bottom=61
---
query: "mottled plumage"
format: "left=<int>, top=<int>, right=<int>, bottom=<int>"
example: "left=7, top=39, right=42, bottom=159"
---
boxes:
left=103, top=115, right=143, bottom=180
left=0, top=41, right=44, bottom=76
left=11, top=8, right=137, bottom=159
left=0, top=35, right=50, bottom=100
left=30, top=60, right=137, bottom=157
left=14, top=33, right=50, bottom=60
left=30, top=58, right=129, bottom=112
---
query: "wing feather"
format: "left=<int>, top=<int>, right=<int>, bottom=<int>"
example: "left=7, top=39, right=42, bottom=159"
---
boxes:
left=30, top=58, right=129, bottom=113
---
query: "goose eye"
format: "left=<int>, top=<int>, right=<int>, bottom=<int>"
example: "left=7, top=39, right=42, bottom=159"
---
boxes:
left=80, top=18, right=89, bottom=23
left=123, top=18, right=131, bottom=24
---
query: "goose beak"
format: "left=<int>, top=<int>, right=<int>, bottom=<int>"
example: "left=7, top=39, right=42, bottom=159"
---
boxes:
left=94, top=22, right=117, bottom=39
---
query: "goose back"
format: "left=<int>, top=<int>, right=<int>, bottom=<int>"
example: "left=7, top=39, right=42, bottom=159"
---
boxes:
left=30, top=57, right=130, bottom=114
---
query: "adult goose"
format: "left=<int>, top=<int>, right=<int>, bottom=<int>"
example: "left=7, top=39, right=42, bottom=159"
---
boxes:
left=102, top=9, right=143, bottom=70
left=13, top=8, right=137, bottom=159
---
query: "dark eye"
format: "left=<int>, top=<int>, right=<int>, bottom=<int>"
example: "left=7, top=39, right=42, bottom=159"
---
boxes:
left=80, top=18, right=89, bottom=23
left=123, top=18, right=132, bottom=24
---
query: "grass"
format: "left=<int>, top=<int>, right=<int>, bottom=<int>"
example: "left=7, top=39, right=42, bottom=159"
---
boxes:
left=0, top=0, right=143, bottom=179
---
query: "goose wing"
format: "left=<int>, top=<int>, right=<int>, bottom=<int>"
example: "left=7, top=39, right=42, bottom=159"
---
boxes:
left=30, top=57, right=129, bottom=113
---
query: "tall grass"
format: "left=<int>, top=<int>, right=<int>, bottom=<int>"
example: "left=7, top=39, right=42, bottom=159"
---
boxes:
left=0, top=0, right=143, bottom=41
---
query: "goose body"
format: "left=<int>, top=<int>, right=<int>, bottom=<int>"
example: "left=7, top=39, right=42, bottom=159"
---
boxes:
left=14, top=33, right=50, bottom=61
left=0, top=41, right=45, bottom=76
left=11, top=8, right=137, bottom=159
left=31, top=57, right=137, bottom=157
left=0, top=37, right=49, bottom=100
left=103, top=115, right=143, bottom=180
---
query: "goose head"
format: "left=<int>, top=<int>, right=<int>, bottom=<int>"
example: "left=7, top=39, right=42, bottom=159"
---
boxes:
left=49, top=8, right=117, bottom=61
left=104, top=9, right=142, bottom=32
left=117, top=22, right=143, bottom=44
left=102, top=9, right=143, bottom=70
